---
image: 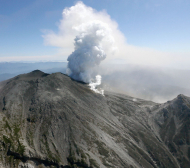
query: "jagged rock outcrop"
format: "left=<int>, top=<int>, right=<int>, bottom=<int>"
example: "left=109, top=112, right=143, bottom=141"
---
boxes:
left=150, top=94, right=190, bottom=168
left=0, top=70, right=189, bottom=168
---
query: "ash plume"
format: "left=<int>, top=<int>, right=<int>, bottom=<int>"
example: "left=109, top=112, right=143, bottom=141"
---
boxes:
left=66, top=20, right=114, bottom=83
left=89, top=75, right=104, bottom=95
left=60, top=2, right=115, bottom=93
left=42, top=1, right=119, bottom=94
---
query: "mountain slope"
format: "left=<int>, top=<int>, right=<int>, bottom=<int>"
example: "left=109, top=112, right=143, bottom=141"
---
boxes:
left=150, top=94, right=190, bottom=168
left=0, top=70, right=189, bottom=168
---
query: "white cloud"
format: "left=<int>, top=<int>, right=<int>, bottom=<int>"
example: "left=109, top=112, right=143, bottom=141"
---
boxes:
left=42, top=1, right=190, bottom=70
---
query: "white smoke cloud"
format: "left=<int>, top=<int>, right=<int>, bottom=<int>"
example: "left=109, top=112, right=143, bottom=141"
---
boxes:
left=43, top=1, right=121, bottom=61
left=42, top=1, right=190, bottom=74
left=89, top=75, right=104, bottom=95
left=43, top=1, right=119, bottom=93
left=66, top=20, right=114, bottom=83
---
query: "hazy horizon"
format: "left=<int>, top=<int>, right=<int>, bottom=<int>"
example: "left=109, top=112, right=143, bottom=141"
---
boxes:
left=1, top=61, right=190, bottom=103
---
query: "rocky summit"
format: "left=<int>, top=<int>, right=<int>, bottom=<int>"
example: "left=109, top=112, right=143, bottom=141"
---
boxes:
left=0, top=70, right=189, bottom=168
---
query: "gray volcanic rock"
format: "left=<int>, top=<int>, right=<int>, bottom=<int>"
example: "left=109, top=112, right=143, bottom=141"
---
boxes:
left=0, top=70, right=189, bottom=168
left=150, top=94, right=190, bottom=168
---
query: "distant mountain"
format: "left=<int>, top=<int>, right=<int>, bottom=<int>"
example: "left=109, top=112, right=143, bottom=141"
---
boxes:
left=0, top=70, right=189, bottom=167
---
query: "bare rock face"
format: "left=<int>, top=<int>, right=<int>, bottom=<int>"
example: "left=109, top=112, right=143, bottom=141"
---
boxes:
left=0, top=70, right=189, bottom=168
left=151, top=94, right=190, bottom=168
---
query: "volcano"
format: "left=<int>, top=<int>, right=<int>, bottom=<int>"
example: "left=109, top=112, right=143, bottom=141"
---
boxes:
left=0, top=70, right=189, bottom=168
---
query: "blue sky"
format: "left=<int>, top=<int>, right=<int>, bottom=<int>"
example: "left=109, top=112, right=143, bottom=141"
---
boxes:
left=0, top=0, right=190, bottom=68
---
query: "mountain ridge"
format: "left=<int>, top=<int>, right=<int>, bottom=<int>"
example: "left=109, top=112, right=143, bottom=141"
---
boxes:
left=0, top=70, right=189, bottom=168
